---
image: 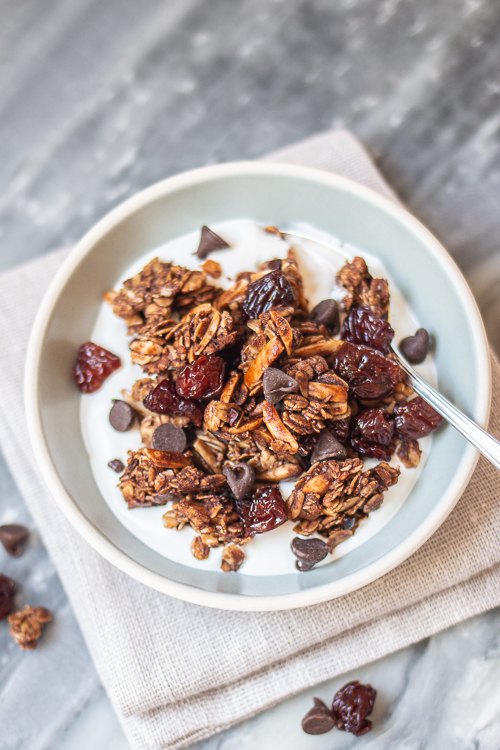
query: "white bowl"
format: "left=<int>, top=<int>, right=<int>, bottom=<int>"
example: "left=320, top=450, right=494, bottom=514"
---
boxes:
left=25, top=161, right=490, bottom=611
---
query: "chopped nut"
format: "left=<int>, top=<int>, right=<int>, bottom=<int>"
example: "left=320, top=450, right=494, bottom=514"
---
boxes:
left=200, top=259, right=222, bottom=278
left=191, top=536, right=210, bottom=560
left=221, top=544, right=246, bottom=572
left=8, top=606, right=52, bottom=650
left=396, top=439, right=422, bottom=468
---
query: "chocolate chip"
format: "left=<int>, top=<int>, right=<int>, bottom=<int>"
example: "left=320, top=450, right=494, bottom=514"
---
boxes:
left=108, top=459, right=125, bottom=473
left=342, top=516, right=356, bottom=530
left=222, top=463, right=255, bottom=501
left=109, top=400, right=135, bottom=432
left=301, top=698, right=335, bottom=735
left=152, top=423, right=187, bottom=453
left=0, top=525, right=30, bottom=557
left=263, top=368, right=299, bottom=405
left=308, top=299, right=340, bottom=333
left=399, top=328, right=430, bottom=364
left=310, top=429, right=347, bottom=464
left=196, top=225, right=230, bottom=259
left=291, top=537, right=329, bottom=571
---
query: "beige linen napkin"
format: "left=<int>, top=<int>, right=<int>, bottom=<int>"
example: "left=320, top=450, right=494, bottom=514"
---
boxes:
left=1, top=130, right=500, bottom=750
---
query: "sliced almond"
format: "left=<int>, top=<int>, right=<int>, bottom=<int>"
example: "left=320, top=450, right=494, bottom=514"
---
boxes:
left=144, top=448, right=189, bottom=469
left=308, top=381, right=348, bottom=403
left=262, top=402, right=298, bottom=453
left=256, top=463, right=301, bottom=482
left=293, top=339, right=344, bottom=359
left=244, top=336, right=284, bottom=388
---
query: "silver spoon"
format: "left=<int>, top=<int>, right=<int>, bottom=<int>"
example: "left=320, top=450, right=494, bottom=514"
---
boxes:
left=281, top=229, right=500, bottom=471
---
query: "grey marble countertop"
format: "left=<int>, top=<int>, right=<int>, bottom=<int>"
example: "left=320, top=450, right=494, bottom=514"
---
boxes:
left=2, top=0, right=500, bottom=748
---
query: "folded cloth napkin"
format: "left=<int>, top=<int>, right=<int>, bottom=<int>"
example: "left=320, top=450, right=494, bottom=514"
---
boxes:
left=1, top=130, right=500, bottom=750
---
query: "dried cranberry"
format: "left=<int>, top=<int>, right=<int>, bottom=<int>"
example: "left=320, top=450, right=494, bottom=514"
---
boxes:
left=341, top=307, right=394, bottom=353
left=0, top=573, right=16, bottom=620
left=241, top=270, right=294, bottom=321
left=236, top=485, right=287, bottom=534
left=332, top=681, right=376, bottom=736
left=393, top=396, right=443, bottom=439
left=176, top=355, right=225, bottom=400
left=143, top=379, right=203, bottom=427
left=332, top=342, right=400, bottom=399
left=72, top=342, right=121, bottom=393
left=326, top=418, right=350, bottom=443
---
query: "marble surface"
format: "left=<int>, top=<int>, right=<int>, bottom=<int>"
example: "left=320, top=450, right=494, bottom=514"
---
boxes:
left=2, top=0, right=500, bottom=747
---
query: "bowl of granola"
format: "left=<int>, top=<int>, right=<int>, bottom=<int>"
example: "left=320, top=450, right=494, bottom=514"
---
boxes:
left=25, top=161, right=490, bottom=610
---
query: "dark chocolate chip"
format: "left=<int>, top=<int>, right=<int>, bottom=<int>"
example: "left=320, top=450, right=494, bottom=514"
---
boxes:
left=301, top=698, right=335, bottom=735
left=291, top=537, right=329, bottom=571
left=0, top=525, right=30, bottom=557
left=308, top=299, right=340, bottom=333
left=342, top=516, right=356, bottom=530
left=222, top=463, right=255, bottom=501
left=196, top=225, right=230, bottom=259
left=399, top=328, right=430, bottom=364
left=109, top=400, right=135, bottom=432
left=310, top=429, right=347, bottom=464
left=152, top=423, right=187, bottom=453
left=108, top=459, right=125, bottom=473
left=263, top=368, right=299, bottom=405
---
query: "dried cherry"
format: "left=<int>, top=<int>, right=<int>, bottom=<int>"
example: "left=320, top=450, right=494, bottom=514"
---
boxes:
left=176, top=355, right=225, bottom=400
left=0, top=573, right=16, bottom=620
left=351, top=407, right=394, bottom=461
left=143, top=379, right=203, bottom=427
left=341, top=307, right=394, bottom=353
left=393, top=396, right=443, bottom=439
left=241, top=269, right=294, bottom=321
left=332, top=680, right=376, bottom=736
left=354, top=408, right=394, bottom=445
left=236, top=485, right=287, bottom=534
left=332, top=342, right=400, bottom=399
left=326, top=418, right=350, bottom=443
left=72, top=341, right=121, bottom=393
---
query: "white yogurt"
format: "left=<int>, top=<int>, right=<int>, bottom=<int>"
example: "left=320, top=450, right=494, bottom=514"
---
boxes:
left=81, top=219, right=437, bottom=576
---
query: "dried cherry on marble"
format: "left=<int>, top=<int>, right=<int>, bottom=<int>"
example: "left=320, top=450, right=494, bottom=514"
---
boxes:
left=332, top=681, right=377, bottom=736
left=393, top=396, right=443, bottom=439
left=241, top=269, right=294, bottom=321
left=72, top=342, right=121, bottom=393
left=341, top=307, right=394, bottom=353
left=175, top=355, right=225, bottom=400
left=332, top=342, right=400, bottom=400
left=143, top=379, right=203, bottom=427
left=236, top=485, right=287, bottom=534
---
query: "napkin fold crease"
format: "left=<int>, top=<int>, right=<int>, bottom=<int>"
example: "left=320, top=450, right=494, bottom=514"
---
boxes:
left=1, top=130, right=499, bottom=750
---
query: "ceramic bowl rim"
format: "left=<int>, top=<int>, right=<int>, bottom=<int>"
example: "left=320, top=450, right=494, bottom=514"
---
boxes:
left=24, top=160, right=491, bottom=611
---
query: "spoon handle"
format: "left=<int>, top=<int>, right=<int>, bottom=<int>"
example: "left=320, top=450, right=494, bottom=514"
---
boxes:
left=397, top=355, right=500, bottom=471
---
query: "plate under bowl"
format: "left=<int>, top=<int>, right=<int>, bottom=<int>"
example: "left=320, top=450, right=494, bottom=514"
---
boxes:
left=25, top=161, right=490, bottom=611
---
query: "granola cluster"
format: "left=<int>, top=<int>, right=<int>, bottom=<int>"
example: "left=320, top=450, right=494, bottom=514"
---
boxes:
left=96, top=224, right=443, bottom=573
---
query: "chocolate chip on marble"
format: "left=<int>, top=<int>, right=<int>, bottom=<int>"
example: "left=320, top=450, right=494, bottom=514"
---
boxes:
left=399, top=328, right=430, bottom=364
left=0, top=525, right=30, bottom=557
left=308, top=299, right=340, bottom=334
left=222, top=463, right=255, bottom=501
left=301, top=698, right=335, bottom=735
left=108, top=459, right=125, bottom=473
left=263, top=367, right=299, bottom=405
left=152, top=423, right=187, bottom=453
left=196, top=225, right=230, bottom=259
left=310, top=429, right=347, bottom=464
left=109, top=400, right=135, bottom=432
left=291, top=537, right=329, bottom=572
